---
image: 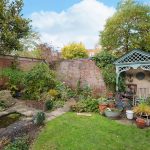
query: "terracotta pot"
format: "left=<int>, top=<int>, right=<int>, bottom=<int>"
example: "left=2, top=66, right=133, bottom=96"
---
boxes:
left=108, top=102, right=115, bottom=108
left=99, top=104, right=108, bottom=114
left=107, top=92, right=113, bottom=98
left=136, top=118, right=146, bottom=128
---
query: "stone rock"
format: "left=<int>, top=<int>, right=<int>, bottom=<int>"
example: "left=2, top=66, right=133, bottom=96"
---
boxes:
left=0, top=90, right=16, bottom=107
left=0, top=120, right=35, bottom=148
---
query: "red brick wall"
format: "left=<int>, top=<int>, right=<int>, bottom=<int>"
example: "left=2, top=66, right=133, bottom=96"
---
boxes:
left=0, top=55, right=106, bottom=96
left=0, top=55, right=44, bottom=87
left=55, top=59, right=106, bottom=96
left=0, top=55, right=44, bottom=71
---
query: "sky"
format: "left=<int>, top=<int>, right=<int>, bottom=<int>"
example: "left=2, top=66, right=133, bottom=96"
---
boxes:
left=21, top=0, right=150, bottom=49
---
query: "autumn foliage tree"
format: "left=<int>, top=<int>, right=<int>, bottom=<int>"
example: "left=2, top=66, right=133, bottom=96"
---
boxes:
left=100, top=0, right=150, bottom=54
left=62, top=42, right=88, bottom=59
left=0, top=0, right=31, bottom=54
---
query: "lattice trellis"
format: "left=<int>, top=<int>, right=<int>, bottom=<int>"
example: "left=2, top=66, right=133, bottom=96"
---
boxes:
left=114, top=50, right=150, bottom=64
left=141, top=65, right=150, bottom=71
left=118, top=66, right=131, bottom=73
left=114, top=49, right=150, bottom=91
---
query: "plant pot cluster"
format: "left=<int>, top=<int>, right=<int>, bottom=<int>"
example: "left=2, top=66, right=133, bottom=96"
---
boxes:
left=99, top=101, right=116, bottom=114
left=99, top=102, right=116, bottom=113
left=99, top=103, right=108, bottom=114
left=133, top=103, right=150, bottom=128
left=98, top=97, right=122, bottom=118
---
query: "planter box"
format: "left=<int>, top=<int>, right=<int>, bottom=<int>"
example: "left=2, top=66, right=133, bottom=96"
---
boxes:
left=104, top=109, right=121, bottom=118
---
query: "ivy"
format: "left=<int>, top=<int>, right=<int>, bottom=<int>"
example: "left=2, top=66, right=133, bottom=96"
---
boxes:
left=92, top=51, right=117, bottom=91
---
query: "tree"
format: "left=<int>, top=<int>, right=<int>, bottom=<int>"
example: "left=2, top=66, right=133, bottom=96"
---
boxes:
left=20, top=31, right=40, bottom=51
left=37, top=43, right=53, bottom=62
left=62, top=42, right=88, bottom=59
left=0, top=0, right=31, bottom=54
left=100, top=0, right=150, bottom=53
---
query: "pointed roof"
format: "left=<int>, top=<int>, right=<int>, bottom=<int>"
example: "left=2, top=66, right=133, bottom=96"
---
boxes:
left=114, top=49, right=150, bottom=65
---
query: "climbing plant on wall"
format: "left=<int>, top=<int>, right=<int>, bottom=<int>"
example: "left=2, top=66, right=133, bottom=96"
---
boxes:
left=92, top=51, right=117, bottom=91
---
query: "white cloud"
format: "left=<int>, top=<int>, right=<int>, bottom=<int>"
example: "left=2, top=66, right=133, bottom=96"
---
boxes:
left=30, top=0, right=115, bottom=49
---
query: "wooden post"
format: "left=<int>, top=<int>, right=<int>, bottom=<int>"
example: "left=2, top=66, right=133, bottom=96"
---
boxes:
left=116, top=67, right=119, bottom=92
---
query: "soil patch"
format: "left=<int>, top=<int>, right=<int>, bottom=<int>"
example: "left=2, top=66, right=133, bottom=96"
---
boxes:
left=25, top=100, right=45, bottom=110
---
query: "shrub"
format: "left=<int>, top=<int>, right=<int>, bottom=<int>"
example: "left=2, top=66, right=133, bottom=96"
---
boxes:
left=71, top=97, right=99, bottom=113
left=76, top=82, right=92, bottom=99
left=40, top=92, right=53, bottom=101
left=0, top=68, right=26, bottom=91
left=24, top=62, right=56, bottom=100
left=92, top=51, right=116, bottom=68
left=97, top=97, right=108, bottom=104
left=53, top=100, right=65, bottom=109
left=48, top=89, right=59, bottom=98
left=55, top=81, right=75, bottom=101
left=45, top=100, right=53, bottom=110
left=4, top=136, right=29, bottom=150
left=33, top=112, right=45, bottom=125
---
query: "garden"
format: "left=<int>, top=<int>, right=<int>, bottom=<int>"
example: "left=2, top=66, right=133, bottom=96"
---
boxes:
left=0, top=53, right=150, bottom=150
left=0, top=0, right=150, bottom=149
left=0, top=60, right=76, bottom=149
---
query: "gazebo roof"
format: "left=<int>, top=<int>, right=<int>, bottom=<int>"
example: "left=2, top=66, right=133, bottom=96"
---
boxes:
left=114, top=49, right=150, bottom=65
left=114, top=49, right=150, bottom=91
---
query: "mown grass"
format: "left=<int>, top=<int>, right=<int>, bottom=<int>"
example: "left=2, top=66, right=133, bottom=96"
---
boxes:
left=31, top=112, right=150, bottom=150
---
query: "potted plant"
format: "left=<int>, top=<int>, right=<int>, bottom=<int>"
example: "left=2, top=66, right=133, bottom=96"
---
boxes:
left=135, top=117, right=146, bottom=128
left=97, top=97, right=108, bottom=114
left=133, top=103, right=150, bottom=128
left=108, top=99, right=116, bottom=108
left=107, top=92, right=114, bottom=98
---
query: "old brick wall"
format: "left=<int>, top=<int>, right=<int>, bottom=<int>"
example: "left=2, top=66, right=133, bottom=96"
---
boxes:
left=55, top=59, right=106, bottom=96
left=0, top=55, right=44, bottom=71
left=0, top=55, right=44, bottom=87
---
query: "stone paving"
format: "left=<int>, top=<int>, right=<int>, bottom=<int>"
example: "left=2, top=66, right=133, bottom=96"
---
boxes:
left=0, top=99, right=75, bottom=122
left=0, top=100, right=40, bottom=118
left=46, top=99, right=76, bottom=121
left=115, top=119, right=136, bottom=126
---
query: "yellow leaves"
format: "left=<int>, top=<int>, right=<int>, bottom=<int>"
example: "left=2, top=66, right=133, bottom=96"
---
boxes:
left=133, top=103, right=150, bottom=116
left=62, top=42, right=88, bottom=59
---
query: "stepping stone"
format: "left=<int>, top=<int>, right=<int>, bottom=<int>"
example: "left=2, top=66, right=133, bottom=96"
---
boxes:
left=77, top=113, right=92, bottom=117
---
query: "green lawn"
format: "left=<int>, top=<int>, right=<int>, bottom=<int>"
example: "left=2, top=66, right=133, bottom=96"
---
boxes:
left=31, top=113, right=150, bottom=150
